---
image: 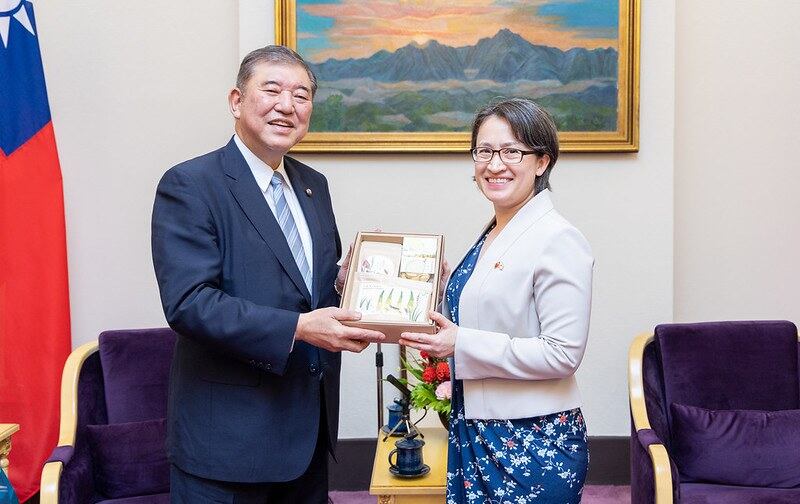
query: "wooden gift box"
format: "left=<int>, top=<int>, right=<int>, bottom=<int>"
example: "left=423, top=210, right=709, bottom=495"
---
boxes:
left=340, top=231, right=444, bottom=343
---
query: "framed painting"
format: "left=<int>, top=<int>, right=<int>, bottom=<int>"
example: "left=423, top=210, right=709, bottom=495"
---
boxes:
left=275, top=0, right=639, bottom=152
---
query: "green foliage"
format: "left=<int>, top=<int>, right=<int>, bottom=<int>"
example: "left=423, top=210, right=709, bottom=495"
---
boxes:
left=310, top=86, right=617, bottom=133
left=398, top=355, right=451, bottom=417
left=537, top=95, right=617, bottom=131
left=408, top=383, right=450, bottom=415
left=400, top=356, right=423, bottom=381
left=310, top=94, right=345, bottom=131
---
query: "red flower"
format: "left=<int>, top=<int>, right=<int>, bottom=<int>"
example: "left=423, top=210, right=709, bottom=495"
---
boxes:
left=420, top=350, right=430, bottom=360
left=464, top=481, right=472, bottom=489
left=435, top=361, right=450, bottom=381
left=422, top=366, right=436, bottom=383
left=559, top=414, right=568, bottom=424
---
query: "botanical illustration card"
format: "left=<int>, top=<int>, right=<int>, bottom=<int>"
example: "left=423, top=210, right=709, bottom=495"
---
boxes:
left=355, top=275, right=433, bottom=323
left=356, top=241, right=402, bottom=277
left=400, top=236, right=438, bottom=281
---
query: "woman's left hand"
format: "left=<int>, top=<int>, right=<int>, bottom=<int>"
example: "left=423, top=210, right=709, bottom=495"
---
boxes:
left=399, top=311, right=458, bottom=358
left=436, top=258, right=452, bottom=305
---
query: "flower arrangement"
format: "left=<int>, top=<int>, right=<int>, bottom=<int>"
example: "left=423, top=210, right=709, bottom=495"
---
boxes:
left=399, top=351, right=452, bottom=428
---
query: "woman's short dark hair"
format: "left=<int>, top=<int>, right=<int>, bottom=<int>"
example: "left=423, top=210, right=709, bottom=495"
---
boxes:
left=236, top=45, right=318, bottom=97
left=471, top=98, right=559, bottom=194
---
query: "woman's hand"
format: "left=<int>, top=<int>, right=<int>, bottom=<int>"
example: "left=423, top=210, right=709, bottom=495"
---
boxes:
left=399, top=311, right=458, bottom=358
left=437, top=258, right=451, bottom=304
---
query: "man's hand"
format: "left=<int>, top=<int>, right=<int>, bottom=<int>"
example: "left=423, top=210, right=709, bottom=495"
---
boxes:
left=335, top=243, right=354, bottom=295
left=296, top=307, right=385, bottom=353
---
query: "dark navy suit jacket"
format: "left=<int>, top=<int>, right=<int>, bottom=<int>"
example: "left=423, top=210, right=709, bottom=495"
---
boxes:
left=151, top=137, right=342, bottom=483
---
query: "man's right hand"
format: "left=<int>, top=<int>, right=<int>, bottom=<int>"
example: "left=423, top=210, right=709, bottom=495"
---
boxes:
left=295, top=307, right=385, bottom=353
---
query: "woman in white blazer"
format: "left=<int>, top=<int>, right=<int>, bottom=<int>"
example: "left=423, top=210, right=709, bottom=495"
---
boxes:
left=400, top=98, right=593, bottom=504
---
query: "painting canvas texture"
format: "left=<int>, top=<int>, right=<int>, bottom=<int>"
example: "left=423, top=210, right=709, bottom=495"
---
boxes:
left=295, top=0, right=621, bottom=135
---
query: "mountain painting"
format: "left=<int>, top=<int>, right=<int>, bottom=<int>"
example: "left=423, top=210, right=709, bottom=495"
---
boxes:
left=276, top=0, right=639, bottom=152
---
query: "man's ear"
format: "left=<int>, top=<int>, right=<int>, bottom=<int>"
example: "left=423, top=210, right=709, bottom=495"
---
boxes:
left=228, top=88, right=243, bottom=119
left=536, top=154, right=550, bottom=177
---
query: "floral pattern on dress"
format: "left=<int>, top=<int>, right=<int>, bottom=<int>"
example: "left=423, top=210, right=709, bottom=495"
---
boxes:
left=445, top=230, right=589, bottom=504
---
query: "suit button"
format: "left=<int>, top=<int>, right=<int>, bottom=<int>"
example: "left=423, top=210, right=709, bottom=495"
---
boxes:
left=309, top=364, right=319, bottom=374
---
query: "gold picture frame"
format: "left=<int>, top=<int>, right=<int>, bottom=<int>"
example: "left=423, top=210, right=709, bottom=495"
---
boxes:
left=275, top=0, right=640, bottom=153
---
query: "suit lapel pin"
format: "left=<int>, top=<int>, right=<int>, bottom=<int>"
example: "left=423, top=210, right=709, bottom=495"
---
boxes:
left=494, top=261, right=504, bottom=270
left=305, top=188, right=313, bottom=197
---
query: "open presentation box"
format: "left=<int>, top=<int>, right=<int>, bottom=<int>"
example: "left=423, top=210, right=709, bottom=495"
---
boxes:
left=340, top=232, right=444, bottom=343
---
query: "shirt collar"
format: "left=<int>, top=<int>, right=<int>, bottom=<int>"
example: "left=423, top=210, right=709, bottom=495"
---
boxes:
left=233, top=134, right=293, bottom=194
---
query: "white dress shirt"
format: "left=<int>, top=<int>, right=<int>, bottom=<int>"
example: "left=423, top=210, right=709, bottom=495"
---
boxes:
left=233, top=135, right=314, bottom=281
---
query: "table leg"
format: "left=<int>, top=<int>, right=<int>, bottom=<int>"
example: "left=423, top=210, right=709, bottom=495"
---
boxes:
left=0, top=437, right=11, bottom=477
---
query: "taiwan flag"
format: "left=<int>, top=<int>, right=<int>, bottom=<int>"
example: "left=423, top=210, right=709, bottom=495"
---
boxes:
left=0, top=1, right=71, bottom=501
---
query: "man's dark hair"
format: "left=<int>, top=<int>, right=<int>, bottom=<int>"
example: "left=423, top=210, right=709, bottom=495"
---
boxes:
left=236, top=45, right=317, bottom=97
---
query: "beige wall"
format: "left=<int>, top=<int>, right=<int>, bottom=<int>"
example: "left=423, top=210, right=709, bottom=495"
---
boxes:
left=36, top=0, right=676, bottom=438
left=674, top=0, right=800, bottom=323
left=36, top=1, right=239, bottom=336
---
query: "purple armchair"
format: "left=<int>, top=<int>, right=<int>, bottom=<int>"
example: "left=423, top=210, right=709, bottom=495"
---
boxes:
left=628, top=320, right=800, bottom=504
left=40, top=328, right=177, bottom=504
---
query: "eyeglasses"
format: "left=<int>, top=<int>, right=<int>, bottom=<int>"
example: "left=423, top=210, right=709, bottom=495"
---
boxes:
left=471, top=147, right=542, bottom=164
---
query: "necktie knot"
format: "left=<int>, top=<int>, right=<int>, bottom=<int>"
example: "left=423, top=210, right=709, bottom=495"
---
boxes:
left=270, top=171, right=284, bottom=190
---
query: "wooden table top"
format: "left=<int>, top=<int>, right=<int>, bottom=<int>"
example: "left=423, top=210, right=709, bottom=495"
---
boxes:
left=0, top=424, right=19, bottom=440
left=370, top=427, right=447, bottom=495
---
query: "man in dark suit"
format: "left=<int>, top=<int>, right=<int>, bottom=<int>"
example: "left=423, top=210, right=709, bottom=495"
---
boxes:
left=151, top=46, right=384, bottom=503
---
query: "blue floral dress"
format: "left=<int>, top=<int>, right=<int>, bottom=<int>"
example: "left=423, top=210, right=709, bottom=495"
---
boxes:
left=445, top=231, right=588, bottom=504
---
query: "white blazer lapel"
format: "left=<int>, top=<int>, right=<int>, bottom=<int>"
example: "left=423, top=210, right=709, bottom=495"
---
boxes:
left=460, top=190, right=555, bottom=327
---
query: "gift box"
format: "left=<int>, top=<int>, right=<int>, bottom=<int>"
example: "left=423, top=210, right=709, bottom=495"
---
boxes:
left=340, top=231, right=444, bottom=343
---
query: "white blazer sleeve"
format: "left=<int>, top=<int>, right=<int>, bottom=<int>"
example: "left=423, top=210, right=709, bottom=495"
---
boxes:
left=454, top=227, right=593, bottom=380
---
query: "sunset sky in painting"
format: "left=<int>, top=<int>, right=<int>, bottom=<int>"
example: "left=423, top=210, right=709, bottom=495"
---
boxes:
left=297, top=0, right=619, bottom=63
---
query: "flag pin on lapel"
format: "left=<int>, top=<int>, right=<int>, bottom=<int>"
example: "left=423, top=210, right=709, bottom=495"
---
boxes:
left=494, top=261, right=504, bottom=270
left=305, top=188, right=313, bottom=197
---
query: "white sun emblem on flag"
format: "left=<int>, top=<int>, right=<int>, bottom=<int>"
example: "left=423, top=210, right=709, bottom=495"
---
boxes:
left=0, top=0, right=36, bottom=48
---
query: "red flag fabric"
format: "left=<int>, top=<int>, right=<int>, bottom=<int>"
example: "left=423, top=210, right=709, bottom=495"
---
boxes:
left=0, top=1, right=72, bottom=501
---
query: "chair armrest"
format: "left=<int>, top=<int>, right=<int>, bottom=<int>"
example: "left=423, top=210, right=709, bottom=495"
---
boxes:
left=45, top=446, right=75, bottom=466
left=630, top=427, right=678, bottom=504
left=636, top=429, right=677, bottom=503
left=41, top=444, right=74, bottom=502
left=40, top=461, right=62, bottom=504
left=41, top=444, right=95, bottom=504
left=56, top=341, right=100, bottom=448
left=629, top=333, right=677, bottom=504
left=649, top=444, right=673, bottom=504
left=40, top=341, right=100, bottom=504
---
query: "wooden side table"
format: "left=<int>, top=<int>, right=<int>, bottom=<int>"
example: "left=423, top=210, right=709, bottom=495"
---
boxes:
left=0, top=424, right=20, bottom=477
left=370, top=428, right=447, bottom=504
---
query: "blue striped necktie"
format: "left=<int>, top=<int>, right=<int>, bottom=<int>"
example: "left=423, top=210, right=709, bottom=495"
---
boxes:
left=269, top=172, right=312, bottom=292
